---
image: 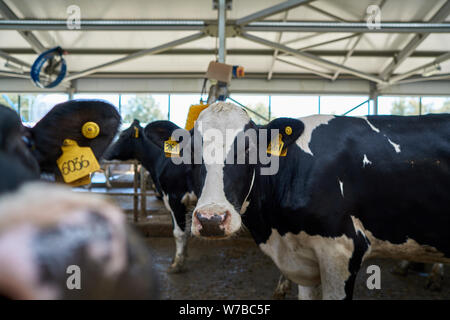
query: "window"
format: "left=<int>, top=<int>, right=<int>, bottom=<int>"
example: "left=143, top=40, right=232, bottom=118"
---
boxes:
left=20, top=93, right=68, bottom=125
left=420, top=97, right=450, bottom=115
left=169, top=94, right=203, bottom=128
left=120, top=94, right=169, bottom=126
left=271, top=95, right=318, bottom=119
left=0, top=93, right=19, bottom=113
left=378, top=96, right=421, bottom=115
left=319, top=96, right=370, bottom=116
left=228, top=94, right=269, bottom=124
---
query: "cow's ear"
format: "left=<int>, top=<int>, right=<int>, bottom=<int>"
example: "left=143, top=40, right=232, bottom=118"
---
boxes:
left=144, top=120, right=188, bottom=149
left=262, top=117, right=304, bottom=147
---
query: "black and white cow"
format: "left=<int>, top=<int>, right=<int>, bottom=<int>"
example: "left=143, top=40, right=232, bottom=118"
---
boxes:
left=0, top=100, right=120, bottom=184
left=185, top=102, right=449, bottom=300
left=0, top=182, right=159, bottom=299
left=104, top=120, right=196, bottom=273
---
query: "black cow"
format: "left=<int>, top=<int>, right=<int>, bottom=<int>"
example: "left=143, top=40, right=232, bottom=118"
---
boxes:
left=104, top=120, right=196, bottom=273
left=0, top=104, right=39, bottom=193
left=0, top=100, right=120, bottom=186
left=25, top=99, right=121, bottom=177
left=182, top=102, right=449, bottom=300
left=0, top=182, right=159, bottom=300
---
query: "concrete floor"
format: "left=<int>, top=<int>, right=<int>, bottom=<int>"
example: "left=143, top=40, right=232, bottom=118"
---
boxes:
left=147, top=237, right=450, bottom=300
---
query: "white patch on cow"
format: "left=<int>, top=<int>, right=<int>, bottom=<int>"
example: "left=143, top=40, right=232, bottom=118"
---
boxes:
left=338, top=179, right=344, bottom=197
left=362, top=117, right=380, bottom=133
left=361, top=117, right=402, bottom=154
left=259, top=228, right=354, bottom=300
left=162, top=193, right=186, bottom=261
left=350, top=216, right=449, bottom=263
left=387, top=138, right=401, bottom=153
left=193, top=102, right=251, bottom=235
left=295, top=115, right=335, bottom=156
left=240, top=169, right=255, bottom=214
left=362, top=154, right=372, bottom=167
left=298, top=284, right=322, bottom=300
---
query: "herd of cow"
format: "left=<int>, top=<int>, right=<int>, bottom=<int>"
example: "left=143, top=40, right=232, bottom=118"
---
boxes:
left=0, top=99, right=448, bottom=300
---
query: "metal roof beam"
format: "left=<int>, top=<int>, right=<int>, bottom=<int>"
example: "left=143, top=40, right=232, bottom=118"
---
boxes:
left=64, top=32, right=205, bottom=81
left=240, top=32, right=386, bottom=84
left=380, top=0, right=450, bottom=79
left=235, top=0, right=315, bottom=26
left=0, top=0, right=45, bottom=53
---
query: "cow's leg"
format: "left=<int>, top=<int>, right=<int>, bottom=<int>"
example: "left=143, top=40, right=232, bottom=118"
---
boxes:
left=426, top=263, right=444, bottom=291
left=272, top=274, right=291, bottom=299
left=316, top=231, right=369, bottom=300
left=298, top=284, right=322, bottom=300
left=164, top=195, right=189, bottom=273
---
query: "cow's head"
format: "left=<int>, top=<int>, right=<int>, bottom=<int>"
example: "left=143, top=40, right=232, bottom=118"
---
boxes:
left=104, top=119, right=144, bottom=161
left=0, top=104, right=40, bottom=177
left=28, top=99, right=121, bottom=174
left=190, top=102, right=303, bottom=239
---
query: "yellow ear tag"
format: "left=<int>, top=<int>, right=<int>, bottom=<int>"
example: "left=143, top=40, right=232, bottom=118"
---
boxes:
left=285, top=126, right=292, bottom=135
left=164, top=138, right=180, bottom=157
left=134, top=126, right=139, bottom=138
left=57, top=139, right=100, bottom=184
left=68, top=174, right=92, bottom=187
left=81, top=122, right=100, bottom=139
left=267, top=134, right=287, bottom=157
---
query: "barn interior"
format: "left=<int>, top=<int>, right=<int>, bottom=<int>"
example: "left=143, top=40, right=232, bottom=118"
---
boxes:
left=0, top=0, right=449, bottom=300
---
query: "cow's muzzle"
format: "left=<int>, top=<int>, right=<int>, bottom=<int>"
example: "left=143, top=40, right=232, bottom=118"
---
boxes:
left=193, top=208, right=230, bottom=238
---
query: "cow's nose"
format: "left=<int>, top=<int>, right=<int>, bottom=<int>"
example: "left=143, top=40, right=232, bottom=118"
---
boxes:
left=194, top=210, right=229, bottom=237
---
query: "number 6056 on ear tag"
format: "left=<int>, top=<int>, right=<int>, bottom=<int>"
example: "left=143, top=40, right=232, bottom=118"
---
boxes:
left=57, top=139, right=100, bottom=183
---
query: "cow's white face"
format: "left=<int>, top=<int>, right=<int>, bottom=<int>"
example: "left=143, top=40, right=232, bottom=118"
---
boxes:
left=191, top=102, right=256, bottom=238
left=190, top=102, right=305, bottom=239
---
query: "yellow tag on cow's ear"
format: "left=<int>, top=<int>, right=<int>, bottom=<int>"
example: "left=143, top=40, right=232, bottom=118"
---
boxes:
left=134, top=126, right=139, bottom=139
left=267, top=134, right=287, bottom=157
left=68, top=174, right=92, bottom=187
left=164, top=138, right=180, bottom=157
left=56, top=139, right=100, bottom=184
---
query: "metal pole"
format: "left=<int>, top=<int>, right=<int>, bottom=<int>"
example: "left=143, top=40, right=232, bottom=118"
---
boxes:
left=140, top=167, right=147, bottom=219
left=240, top=32, right=386, bottom=84
left=236, top=0, right=315, bottom=26
left=133, top=161, right=139, bottom=223
left=218, top=0, right=226, bottom=63
left=318, top=96, right=321, bottom=114
left=389, top=52, right=450, bottom=83
left=380, top=0, right=450, bottom=79
left=0, top=49, right=31, bottom=69
left=342, top=99, right=370, bottom=116
left=64, top=32, right=205, bottom=81
left=0, top=19, right=206, bottom=31
left=0, top=0, right=45, bottom=53
left=227, top=97, right=270, bottom=122
left=243, top=21, right=450, bottom=33
left=276, top=57, right=333, bottom=79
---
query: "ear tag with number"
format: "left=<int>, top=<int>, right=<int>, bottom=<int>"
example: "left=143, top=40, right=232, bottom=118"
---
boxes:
left=68, top=174, right=92, bottom=187
left=164, top=138, right=180, bottom=157
left=267, top=134, right=287, bottom=157
left=57, top=139, right=100, bottom=184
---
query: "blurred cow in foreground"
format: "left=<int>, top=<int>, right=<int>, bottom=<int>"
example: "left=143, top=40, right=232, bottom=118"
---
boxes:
left=0, top=183, right=159, bottom=300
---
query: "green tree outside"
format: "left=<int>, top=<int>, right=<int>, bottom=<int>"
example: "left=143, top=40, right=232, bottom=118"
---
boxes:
left=122, top=94, right=165, bottom=124
left=391, top=98, right=450, bottom=115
